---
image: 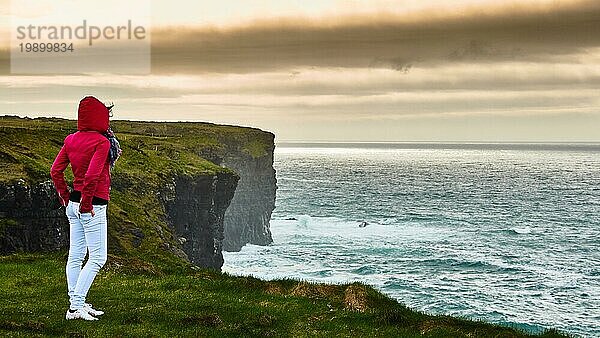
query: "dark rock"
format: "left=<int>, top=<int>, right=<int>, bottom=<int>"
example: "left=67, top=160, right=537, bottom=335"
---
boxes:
left=221, top=138, right=277, bottom=252
left=0, top=180, right=68, bottom=255
left=0, top=159, right=272, bottom=269
left=130, top=228, right=145, bottom=248
left=163, top=172, right=238, bottom=269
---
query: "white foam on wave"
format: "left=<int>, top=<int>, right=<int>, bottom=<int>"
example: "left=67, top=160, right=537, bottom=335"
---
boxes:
left=273, top=215, right=451, bottom=240
left=511, top=227, right=532, bottom=234
left=223, top=215, right=458, bottom=286
left=277, top=176, right=329, bottom=183
left=296, top=214, right=311, bottom=227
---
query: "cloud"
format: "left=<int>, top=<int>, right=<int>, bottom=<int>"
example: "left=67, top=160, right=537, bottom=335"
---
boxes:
left=1, top=0, right=599, bottom=75
left=1, top=64, right=598, bottom=141
left=3, top=59, right=600, bottom=95
left=0, top=48, right=7, bottom=74
left=2, top=69, right=599, bottom=119
left=149, top=0, right=600, bottom=74
left=0, top=0, right=9, bottom=15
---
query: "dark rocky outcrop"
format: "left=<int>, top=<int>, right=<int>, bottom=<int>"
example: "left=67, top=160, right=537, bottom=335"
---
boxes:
left=188, top=129, right=278, bottom=252
left=162, top=173, right=238, bottom=269
left=221, top=149, right=277, bottom=251
left=0, top=180, right=67, bottom=254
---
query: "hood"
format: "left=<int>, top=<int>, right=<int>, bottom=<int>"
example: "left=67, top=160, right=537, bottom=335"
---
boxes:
left=77, top=96, right=109, bottom=132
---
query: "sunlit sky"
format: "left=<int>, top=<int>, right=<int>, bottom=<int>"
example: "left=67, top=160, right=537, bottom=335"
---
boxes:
left=1, top=0, right=599, bottom=142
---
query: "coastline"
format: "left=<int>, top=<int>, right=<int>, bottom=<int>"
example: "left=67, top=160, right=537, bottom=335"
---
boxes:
left=0, top=117, right=583, bottom=336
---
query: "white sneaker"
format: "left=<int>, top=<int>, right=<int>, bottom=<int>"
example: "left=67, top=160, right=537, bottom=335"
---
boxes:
left=65, top=308, right=98, bottom=321
left=84, top=303, right=104, bottom=316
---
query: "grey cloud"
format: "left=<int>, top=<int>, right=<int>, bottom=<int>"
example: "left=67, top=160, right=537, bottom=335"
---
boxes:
left=1, top=1, right=599, bottom=75
left=0, top=49, right=7, bottom=74
left=3, top=60, right=600, bottom=97
left=150, top=0, right=600, bottom=74
left=447, top=40, right=523, bottom=61
left=369, top=57, right=412, bottom=73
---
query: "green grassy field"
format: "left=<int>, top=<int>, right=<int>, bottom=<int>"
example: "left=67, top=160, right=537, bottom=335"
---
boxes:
left=0, top=115, right=274, bottom=184
left=0, top=253, right=566, bottom=338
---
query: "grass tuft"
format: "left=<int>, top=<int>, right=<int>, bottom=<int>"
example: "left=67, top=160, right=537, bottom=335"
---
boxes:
left=343, top=283, right=370, bottom=312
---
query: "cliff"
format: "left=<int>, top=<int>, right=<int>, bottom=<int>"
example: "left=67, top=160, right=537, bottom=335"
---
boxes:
left=184, top=122, right=277, bottom=251
left=0, top=116, right=276, bottom=269
left=0, top=180, right=67, bottom=253
left=221, top=138, right=277, bottom=251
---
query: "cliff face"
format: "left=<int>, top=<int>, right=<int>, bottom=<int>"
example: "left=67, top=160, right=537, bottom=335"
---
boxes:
left=0, top=180, right=67, bottom=254
left=221, top=149, right=277, bottom=252
left=161, top=173, right=238, bottom=269
left=192, top=129, right=277, bottom=252
left=0, top=116, right=276, bottom=270
left=0, top=173, right=238, bottom=270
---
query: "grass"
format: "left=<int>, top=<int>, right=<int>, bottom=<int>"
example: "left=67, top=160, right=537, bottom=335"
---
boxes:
left=0, top=116, right=262, bottom=184
left=0, top=115, right=273, bottom=189
left=0, top=115, right=273, bottom=267
left=0, top=253, right=567, bottom=338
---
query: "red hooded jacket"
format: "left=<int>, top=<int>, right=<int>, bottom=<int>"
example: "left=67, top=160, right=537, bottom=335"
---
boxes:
left=51, top=96, right=111, bottom=213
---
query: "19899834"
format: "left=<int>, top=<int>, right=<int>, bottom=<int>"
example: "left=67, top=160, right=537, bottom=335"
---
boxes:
left=18, top=42, right=74, bottom=53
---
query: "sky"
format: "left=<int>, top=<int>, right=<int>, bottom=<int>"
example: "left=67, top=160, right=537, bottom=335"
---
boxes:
left=0, top=0, right=599, bottom=142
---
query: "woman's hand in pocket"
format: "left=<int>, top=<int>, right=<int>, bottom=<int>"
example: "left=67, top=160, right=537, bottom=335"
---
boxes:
left=79, top=207, right=96, bottom=217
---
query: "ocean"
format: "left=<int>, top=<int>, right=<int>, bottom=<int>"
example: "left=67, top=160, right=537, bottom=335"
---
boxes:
left=222, top=143, right=600, bottom=337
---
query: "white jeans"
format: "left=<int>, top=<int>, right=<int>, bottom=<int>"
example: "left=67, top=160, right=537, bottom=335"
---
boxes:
left=65, top=201, right=108, bottom=310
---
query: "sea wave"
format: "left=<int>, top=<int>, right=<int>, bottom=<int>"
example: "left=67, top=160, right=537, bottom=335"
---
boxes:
left=226, top=146, right=600, bottom=337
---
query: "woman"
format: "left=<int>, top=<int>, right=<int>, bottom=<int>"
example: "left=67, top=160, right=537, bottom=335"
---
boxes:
left=50, top=96, right=121, bottom=321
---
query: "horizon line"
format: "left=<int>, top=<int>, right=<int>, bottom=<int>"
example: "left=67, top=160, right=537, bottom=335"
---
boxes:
left=275, top=140, right=600, bottom=145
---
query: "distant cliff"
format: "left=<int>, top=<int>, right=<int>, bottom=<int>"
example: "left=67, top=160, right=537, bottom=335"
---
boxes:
left=222, top=154, right=276, bottom=251
left=178, top=121, right=277, bottom=252
left=0, top=116, right=276, bottom=269
left=220, top=138, right=277, bottom=251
